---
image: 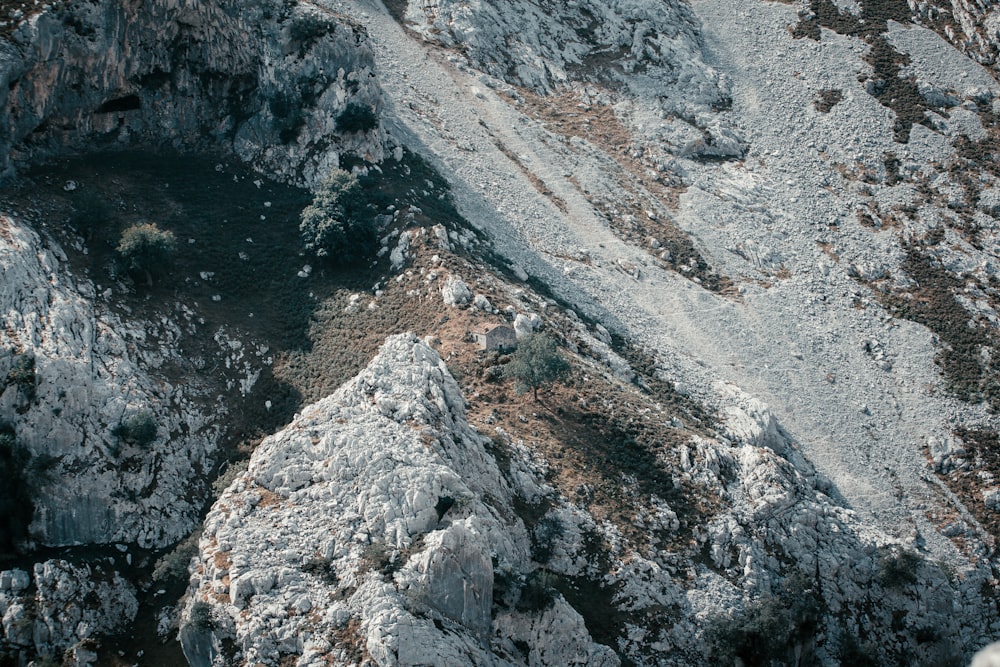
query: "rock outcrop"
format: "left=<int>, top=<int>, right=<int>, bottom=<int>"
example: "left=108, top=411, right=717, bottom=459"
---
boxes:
left=0, top=213, right=216, bottom=548
left=183, top=334, right=998, bottom=666
left=182, top=333, right=614, bottom=666
left=0, top=0, right=385, bottom=185
left=0, top=560, right=137, bottom=661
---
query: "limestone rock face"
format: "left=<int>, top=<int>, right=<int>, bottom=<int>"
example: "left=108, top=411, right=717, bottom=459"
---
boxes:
left=183, top=333, right=998, bottom=666
left=182, top=334, right=613, bottom=666
left=0, top=0, right=385, bottom=185
left=399, top=0, right=723, bottom=111
left=0, top=560, right=137, bottom=661
left=0, top=214, right=216, bottom=548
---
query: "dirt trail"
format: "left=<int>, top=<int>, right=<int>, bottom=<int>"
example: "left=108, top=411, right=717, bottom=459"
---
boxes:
left=329, top=0, right=991, bottom=562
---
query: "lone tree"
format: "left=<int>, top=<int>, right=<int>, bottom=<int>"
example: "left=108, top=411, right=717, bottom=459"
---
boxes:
left=503, top=332, right=570, bottom=401
left=299, top=169, right=375, bottom=265
left=116, top=222, right=176, bottom=286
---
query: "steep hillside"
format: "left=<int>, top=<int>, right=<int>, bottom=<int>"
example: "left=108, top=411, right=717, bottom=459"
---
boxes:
left=1, top=0, right=1000, bottom=664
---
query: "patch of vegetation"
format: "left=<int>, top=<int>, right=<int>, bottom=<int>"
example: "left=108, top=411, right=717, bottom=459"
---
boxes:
left=299, top=169, right=377, bottom=265
left=0, top=425, right=33, bottom=556
left=529, top=514, right=565, bottom=564
left=704, top=572, right=822, bottom=667
left=189, top=601, right=214, bottom=631
left=792, top=0, right=938, bottom=142
left=212, top=459, right=249, bottom=497
left=302, top=555, right=339, bottom=585
left=5, top=352, right=36, bottom=402
left=152, top=528, right=203, bottom=583
left=877, top=546, right=921, bottom=588
left=503, top=333, right=570, bottom=401
left=943, top=428, right=1000, bottom=541
left=69, top=189, right=111, bottom=239
left=336, top=103, right=379, bottom=134
left=838, top=634, right=881, bottom=667
left=112, top=408, right=159, bottom=448
left=878, top=244, right=1000, bottom=408
left=515, top=569, right=561, bottom=613
left=116, top=222, right=177, bottom=286
left=814, top=88, right=844, bottom=113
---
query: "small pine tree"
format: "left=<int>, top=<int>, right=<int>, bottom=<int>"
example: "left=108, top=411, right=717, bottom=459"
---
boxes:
left=113, top=409, right=159, bottom=448
left=503, top=332, right=570, bottom=401
left=116, top=223, right=176, bottom=286
left=299, top=170, right=374, bottom=265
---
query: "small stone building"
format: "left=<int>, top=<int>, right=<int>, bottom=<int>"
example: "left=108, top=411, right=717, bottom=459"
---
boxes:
left=471, top=323, right=517, bottom=351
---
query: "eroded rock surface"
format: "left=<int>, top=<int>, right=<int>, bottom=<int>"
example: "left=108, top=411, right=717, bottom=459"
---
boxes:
left=0, top=214, right=216, bottom=548
left=0, top=0, right=384, bottom=185
left=0, top=560, right=137, bottom=661
left=183, top=334, right=998, bottom=666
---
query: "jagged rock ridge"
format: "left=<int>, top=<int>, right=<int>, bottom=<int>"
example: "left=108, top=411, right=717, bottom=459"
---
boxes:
left=183, top=334, right=996, bottom=666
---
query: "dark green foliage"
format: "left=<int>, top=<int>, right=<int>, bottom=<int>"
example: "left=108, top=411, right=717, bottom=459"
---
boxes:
left=839, top=634, right=880, bottom=667
left=0, top=426, right=33, bottom=554
left=189, top=601, right=214, bottom=631
left=302, top=556, right=339, bottom=585
left=880, top=247, right=1000, bottom=408
left=116, top=222, right=177, bottom=286
left=153, top=528, right=202, bottom=583
left=877, top=547, right=921, bottom=589
left=336, top=103, right=379, bottom=134
left=704, top=572, right=822, bottom=667
left=299, top=170, right=375, bottom=265
left=70, top=189, right=111, bottom=238
left=530, top=515, right=565, bottom=564
left=6, top=353, right=36, bottom=401
left=515, top=569, right=560, bottom=613
left=113, top=409, right=159, bottom=448
left=503, top=333, right=570, bottom=400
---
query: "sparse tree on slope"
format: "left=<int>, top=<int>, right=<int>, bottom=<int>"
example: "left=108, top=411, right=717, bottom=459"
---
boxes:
left=116, top=222, right=176, bottom=287
left=299, top=169, right=374, bottom=265
left=503, top=332, right=570, bottom=401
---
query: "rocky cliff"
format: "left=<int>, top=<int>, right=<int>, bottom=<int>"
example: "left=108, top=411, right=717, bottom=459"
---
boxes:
left=182, top=334, right=997, bottom=666
left=2, top=0, right=1000, bottom=663
left=0, top=0, right=385, bottom=186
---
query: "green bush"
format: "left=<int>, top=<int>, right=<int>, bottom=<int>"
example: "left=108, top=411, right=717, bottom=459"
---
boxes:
left=6, top=353, right=36, bottom=401
left=515, top=569, right=560, bottom=613
left=116, top=222, right=177, bottom=286
left=153, top=528, right=202, bottom=583
left=336, top=103, right=379, bottom=134
left=530, top=515, right=565, bottom=564
left=71, top=189, right=111, bottom=238
left=877, top=547, right=921, bottom=589
left=503, top=333, right=570, bottom=401
left=704, top=572, right=821, bottom=667
left=299, top=170, right=375, bottom=265
left=189, top=601, right=214, bottom=631
left=113, top=409, right=159, bottom=448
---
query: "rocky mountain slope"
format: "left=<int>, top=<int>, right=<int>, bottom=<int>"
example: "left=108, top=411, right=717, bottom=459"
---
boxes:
left=1, top=0, right=1000, bottom=664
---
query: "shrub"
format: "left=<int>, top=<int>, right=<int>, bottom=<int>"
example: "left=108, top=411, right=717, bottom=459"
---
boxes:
left=878, top=547, right=921, bottom=589
left=153, top=528, right=202, bottom=583
left=6, top=352, right=36, bottom=401
left=113, top=409, right=159, bottom=448
left=704, top=571, right=822, bottom=667
left=336, top=103, right=379, bottom=133
left=0, top=426, right=32, bottom=554
left=530, top=515, right=565, bottom=564
left=503, top=333, right=570, bottom=401
left=71, top=189, right=111, bottom=238
left=116, top=222, right=176, bottom=286
left=189, top=601, right=214, bottom=631
left=299, top=170, right=375, bottom=265
left=515, top=569, right=560, bottom=613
